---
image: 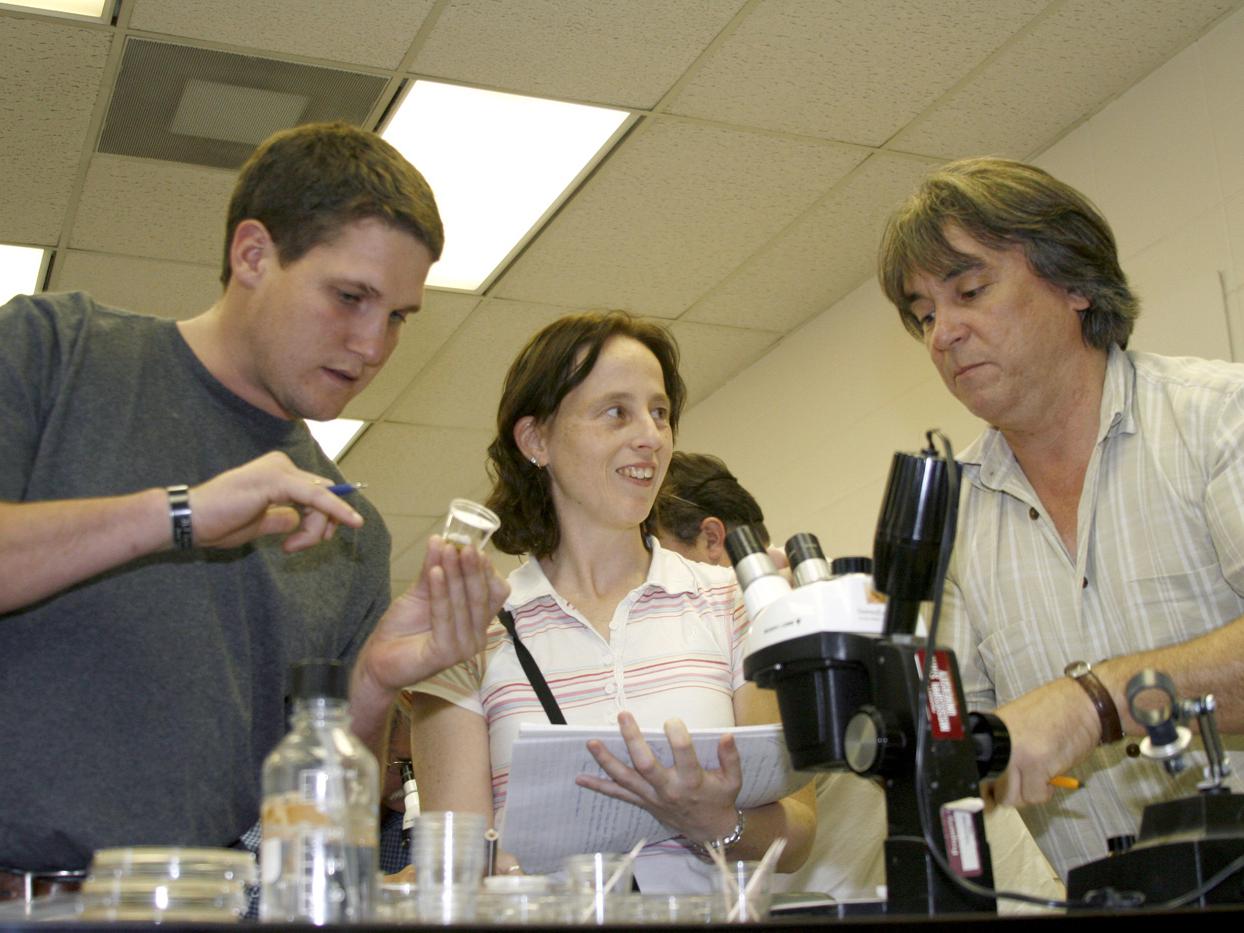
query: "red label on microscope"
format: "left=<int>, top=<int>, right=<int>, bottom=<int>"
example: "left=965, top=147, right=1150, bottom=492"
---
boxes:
left=915, top=649, right=964, bottom=739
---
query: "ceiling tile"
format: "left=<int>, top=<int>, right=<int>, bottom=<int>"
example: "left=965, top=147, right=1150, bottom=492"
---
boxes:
left=386, top=298, right=571, bottom=429
left=392, top=533, right=524, bottom=588
left=667, top=0, right=1044, bottom=145
left=384, top=512, right=440, bottom=557
left=889, top=0, right=1241, bottom=160
left=128, top=0, right=434, bottom=69
left=52, top=251, right=219, bottom=319
left=338, top=421, right=493, bottom=517
left=684, top=153, right=936, bottom=332
left=493, top=118, right=867, bottom=317
left=0, top=16, right=111, bottom=245
left=668, top=320, right=781, bottom=407
left=343, top=290, right=480, bottom=420
left=70, top=155, right=233, bottom=264
left=411, top=0, right=746, bottom=108
left=386, top=513, right=440, bottom=580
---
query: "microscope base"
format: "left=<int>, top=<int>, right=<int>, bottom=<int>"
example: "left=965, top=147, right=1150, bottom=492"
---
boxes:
left=1067, top=836, right=1244, bottom=907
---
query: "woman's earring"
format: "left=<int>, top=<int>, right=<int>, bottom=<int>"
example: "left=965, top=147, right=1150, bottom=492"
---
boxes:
left=530, top=456, right=540, bottom=468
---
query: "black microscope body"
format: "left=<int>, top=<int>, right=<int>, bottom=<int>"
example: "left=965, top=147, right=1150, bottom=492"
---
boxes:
left=733, top=439, right=1008, bottom=915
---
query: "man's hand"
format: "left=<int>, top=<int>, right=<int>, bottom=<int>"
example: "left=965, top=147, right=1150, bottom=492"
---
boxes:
left=576, top=712, right=743, bottom=843
left=350, top=537, right=509, bottom=746
left=985, top=676, right=1101, bottom=807
left=189, top=451, right=365, bottom=553
left=0, top=450, right=370, bottom=613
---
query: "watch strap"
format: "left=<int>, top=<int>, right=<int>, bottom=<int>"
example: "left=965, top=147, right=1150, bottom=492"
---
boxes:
left=684, top=808, right=746, bottom=862
left=167, top=485, right=193, bottom=550
left=1064, top=661, right=1123, bottom=745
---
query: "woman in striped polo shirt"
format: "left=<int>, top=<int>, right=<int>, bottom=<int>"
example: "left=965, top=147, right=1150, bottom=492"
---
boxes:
left=406, top=310, right=816, bottom=894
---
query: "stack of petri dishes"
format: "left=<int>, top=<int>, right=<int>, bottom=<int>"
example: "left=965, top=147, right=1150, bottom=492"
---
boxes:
left=81, top=847, right=256, bottom=923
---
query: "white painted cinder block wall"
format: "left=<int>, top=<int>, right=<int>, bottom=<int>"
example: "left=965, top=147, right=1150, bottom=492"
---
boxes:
left=677, top=5, right=1244, bottom=561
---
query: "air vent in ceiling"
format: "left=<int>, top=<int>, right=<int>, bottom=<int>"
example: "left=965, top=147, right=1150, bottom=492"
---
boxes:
left=97, top=38, right=390, bottom=170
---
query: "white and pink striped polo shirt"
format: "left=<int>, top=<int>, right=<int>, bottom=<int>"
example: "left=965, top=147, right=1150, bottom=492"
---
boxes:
left=409, top=538, right=750, bottom=892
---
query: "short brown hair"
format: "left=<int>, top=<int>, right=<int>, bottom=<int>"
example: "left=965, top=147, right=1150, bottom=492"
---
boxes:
left=221, top=122, right=443, bottom=285
left=654, top=451, right=769, bottom=547
left=486, top=311, right=687, bottom=558
left=878, top=157, right=1137, bottom=350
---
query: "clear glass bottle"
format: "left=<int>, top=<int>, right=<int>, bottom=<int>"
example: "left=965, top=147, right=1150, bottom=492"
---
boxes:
left=259, top=659, right=379, bottom=924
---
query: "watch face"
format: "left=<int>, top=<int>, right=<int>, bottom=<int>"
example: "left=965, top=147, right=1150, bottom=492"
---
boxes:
left=1065, top=660, right=1090, bottom=678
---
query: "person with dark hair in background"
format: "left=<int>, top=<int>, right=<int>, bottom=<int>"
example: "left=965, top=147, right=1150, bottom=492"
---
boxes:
left=0, top=121, right=507, bottom=899
left=406, top=310, right=815, bottom=893
left=653, top=451, right=769, bottom=564
left=878, top=156, right=1244, bottom=879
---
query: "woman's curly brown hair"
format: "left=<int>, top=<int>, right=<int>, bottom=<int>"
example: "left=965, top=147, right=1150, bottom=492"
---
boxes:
left=486, top=311, right=686, bottom=558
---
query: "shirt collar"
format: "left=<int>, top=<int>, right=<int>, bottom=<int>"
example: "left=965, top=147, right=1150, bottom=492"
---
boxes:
left=1098, top=343, right=1136, bottom=442
left=504, top=537, right=701, bottom=612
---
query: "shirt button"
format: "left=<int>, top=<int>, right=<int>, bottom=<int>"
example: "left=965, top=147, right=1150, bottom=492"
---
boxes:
left=1028, top=507, right=1039, bottom=520
left=608, top=711, right=619, bottom=724
left=604, top=682, right=618, bottom=696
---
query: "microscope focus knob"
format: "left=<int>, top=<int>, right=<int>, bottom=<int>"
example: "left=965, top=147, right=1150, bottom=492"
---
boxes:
left=844, top=705, right=905, bottom=777
left=968, top=710, right=1011, bottom=780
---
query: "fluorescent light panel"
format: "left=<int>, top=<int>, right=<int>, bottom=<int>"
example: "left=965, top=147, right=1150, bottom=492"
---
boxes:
left=383, top=80, right=629, bottom=291
left=306, top=418, right=367, bottom=462
left=0, top=244, right=48, bottom=305
left=0, top=0, right=110, bottom=20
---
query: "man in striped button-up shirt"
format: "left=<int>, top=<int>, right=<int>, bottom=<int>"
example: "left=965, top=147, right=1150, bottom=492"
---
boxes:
left=877, top=157, right=1244, bottom=879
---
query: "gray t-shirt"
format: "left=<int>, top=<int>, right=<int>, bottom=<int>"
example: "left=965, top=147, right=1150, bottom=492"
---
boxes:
left=0, top=292, right=390, bottom=870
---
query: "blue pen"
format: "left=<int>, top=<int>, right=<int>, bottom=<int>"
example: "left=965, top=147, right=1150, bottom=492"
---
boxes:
left=328, top=482, right=368, bottom=496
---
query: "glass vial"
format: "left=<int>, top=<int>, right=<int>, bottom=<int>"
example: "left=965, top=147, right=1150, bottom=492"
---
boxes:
left=259, top=659, right=379, bottom=924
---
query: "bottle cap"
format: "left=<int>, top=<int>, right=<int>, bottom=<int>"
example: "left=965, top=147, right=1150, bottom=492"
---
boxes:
left=290, top=659, right=349, bottom=700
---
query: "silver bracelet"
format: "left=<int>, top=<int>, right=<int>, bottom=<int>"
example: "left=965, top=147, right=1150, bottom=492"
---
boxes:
left=684, top=808, right=746, bottom=861
left=167, top=485, right=193, bottom=550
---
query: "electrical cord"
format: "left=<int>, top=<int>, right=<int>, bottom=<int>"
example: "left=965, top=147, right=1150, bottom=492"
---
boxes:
left=910, top=429, right=1244, bottom=912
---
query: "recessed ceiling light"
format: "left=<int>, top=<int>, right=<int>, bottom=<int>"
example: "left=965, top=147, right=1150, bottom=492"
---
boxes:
left=382, top=80, right=630, bottom=291
left=171, top=79, right=309, bottom=146
left=0, top=1, right=111, bottom=21
left=305, top=418, right=367, bottom=462
left=0, top=244, right=48, bottom=304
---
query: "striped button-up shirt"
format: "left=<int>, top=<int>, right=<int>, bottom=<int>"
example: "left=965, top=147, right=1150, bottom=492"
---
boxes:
left=943, top=345, right=1244, bottom=877
left=411, top=539, right=748, bottom=893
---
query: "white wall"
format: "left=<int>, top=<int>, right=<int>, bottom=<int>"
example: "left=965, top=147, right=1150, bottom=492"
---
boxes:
left=679, top=5, right=1244, bottom=555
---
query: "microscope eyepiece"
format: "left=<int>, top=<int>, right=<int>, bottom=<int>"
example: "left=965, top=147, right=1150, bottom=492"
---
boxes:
left=785, top=532, right=833, bottom=587
left=725, top=524, right=767, bottom=565
left=831, top=556, right=873, bottom=576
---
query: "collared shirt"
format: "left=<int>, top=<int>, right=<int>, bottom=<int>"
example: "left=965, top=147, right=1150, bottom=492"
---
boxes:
left=410, top=539, right=748, bottom=893
left=944, top=345, right=1244, bottom=877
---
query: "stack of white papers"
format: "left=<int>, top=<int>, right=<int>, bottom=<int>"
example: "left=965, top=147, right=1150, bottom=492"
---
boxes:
left=499, top=722, right=813, bottom=872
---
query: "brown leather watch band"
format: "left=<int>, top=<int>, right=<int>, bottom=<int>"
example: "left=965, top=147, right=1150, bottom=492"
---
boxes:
left=1064, top=661, right=1124, bottom=745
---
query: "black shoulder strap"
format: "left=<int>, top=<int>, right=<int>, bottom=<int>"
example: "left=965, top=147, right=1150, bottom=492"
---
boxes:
left=498, top=609, right=566, bottom=725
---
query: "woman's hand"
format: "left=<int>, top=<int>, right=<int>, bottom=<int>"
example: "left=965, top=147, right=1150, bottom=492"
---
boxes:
left=574, top=711, right=742, bottom=843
